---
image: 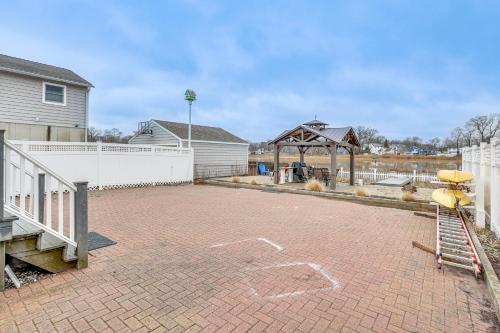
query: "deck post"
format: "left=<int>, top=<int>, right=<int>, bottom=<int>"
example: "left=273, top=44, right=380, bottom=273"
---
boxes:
left=349, top=148, right=355, bottom=186
left=75, top=182, right=88, bottom=269
left=273, top=144, right=279, bottom=184
left=330, top=143, right=337, bottom=190
left=299, top=147, right=304, bottom=164
left=0, top=130, right=14, bottom=292
left=38, top=174, right=45, bottom=224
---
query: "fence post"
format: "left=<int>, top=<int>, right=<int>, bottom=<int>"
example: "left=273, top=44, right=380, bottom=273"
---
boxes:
left=74, top=182, right=88, bottom=269
left=413, top=170, right=417, bottom=183
left=97, top=141, right=102, bottom=190
left=373, top=168, right=377, bottom=182
left=475, top=144, right=486, bottom=228
left=491, top=138, right=499, bottom=236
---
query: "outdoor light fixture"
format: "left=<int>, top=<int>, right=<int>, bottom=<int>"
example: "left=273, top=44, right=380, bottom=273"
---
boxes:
left=184, top=89, right=197, bottom=148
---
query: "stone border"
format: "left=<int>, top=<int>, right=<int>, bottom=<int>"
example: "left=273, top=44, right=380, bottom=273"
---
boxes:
left=464, top=218, right=500, bottom=322
left=204, top=179, right=435, bottom=212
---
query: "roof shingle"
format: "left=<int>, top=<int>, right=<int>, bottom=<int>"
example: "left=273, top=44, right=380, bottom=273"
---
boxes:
left=153, top=120, right=247, bottom=144
left=0, top=54, right=92, bottom=87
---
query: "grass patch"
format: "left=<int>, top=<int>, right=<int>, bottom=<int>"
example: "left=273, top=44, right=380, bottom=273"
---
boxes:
left=402, top=192, right=416, bottom=201
left=193, top=178, right=206, bottom=185
left=304, top=179, right=325, bottom=192
left=355, top=188, right=368, bottom=196
left=250, top=179, right=257, bottom=185
left=231, top=176, right=241, bottom=183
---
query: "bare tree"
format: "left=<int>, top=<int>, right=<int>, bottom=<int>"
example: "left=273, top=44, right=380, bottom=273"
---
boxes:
left=426, top=137, right=441, bottom=150
left=448, top=127, right=464, bottom=151
left=87, top=127, right=102, bottom=142
left=465, top=114, right=500, bottom=143
left=355, top=126, right=379, bottom=151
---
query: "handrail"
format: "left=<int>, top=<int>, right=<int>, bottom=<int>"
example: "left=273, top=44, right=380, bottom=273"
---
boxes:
left=5, top=140, right=77, bottom=191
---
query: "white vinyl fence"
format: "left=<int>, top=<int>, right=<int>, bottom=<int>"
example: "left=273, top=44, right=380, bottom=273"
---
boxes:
left=462, top=138, right=500, bottom=236
left=337, top=168, right=437, bottom=184
left=11, top=141, right=193, bottom=190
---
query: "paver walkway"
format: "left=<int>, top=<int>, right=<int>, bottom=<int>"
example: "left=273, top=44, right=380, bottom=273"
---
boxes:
left=0, top=185, right=498, bottom=332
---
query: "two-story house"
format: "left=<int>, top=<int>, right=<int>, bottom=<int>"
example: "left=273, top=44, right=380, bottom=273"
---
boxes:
left=0, top=54, right=93, bottom=141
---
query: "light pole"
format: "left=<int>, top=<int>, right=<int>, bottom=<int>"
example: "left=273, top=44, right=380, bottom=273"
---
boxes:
left=184, top=89, right=197, bottom=148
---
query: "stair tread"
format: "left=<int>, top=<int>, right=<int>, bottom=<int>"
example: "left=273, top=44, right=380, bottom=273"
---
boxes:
left=12, top=219, right=43, bottom=239
left=39, top=233, right=67, bottom=251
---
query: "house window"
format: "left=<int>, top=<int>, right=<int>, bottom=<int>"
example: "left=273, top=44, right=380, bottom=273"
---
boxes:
left=43, top=82, right=66, bottom=105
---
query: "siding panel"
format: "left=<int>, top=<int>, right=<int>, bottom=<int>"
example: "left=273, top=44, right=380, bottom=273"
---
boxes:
left=0, top=71, right=87, bottom=127
left=182, top=140, right=249, bottom=177
left=129, top=121, right=180, bottom=146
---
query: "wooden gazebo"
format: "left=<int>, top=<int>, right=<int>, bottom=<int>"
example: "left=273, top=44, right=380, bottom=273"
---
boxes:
left=268, top=120, right=360, bottom=190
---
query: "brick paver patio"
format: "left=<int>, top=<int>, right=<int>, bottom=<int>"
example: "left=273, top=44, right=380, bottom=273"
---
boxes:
left=0, top=185, right=498, bottom=332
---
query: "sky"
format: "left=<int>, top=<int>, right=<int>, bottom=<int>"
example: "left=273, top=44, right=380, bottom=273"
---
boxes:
left=1, top=1, right=500, bottom=142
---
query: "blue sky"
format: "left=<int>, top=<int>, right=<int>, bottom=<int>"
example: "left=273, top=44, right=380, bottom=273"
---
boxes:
left=1, top=1, right=500, bottom=142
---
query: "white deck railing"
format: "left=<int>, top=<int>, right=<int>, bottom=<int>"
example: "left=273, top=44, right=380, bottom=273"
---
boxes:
left=337, top=168, right=437, bottom=184
left=462, top=138, right=500, bottom=236
left=4, top=140, right=78, bottom=246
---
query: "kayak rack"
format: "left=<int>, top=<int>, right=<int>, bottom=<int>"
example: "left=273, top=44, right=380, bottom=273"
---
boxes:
left=436, top=205, right=481, bottom=278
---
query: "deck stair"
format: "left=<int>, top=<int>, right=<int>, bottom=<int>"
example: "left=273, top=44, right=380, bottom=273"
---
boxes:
left=436, top=205, right=481, bottom=277
left=6, top=218, right=77, bottom=273
left=0, top=132, right=88, bottom=291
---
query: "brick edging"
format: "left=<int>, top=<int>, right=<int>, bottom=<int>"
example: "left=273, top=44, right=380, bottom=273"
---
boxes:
left=464, top=219, right=500, bottom=322
left=203, top=180, right=435, bottom=212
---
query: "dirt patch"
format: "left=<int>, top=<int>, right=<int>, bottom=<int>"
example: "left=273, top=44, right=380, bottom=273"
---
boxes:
left=475, top=226, right=500, bottom=280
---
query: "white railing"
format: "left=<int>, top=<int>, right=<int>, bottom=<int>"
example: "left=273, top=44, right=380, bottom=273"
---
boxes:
left=11, top=141, right=194, bottom=190
left=337, top=168, right=437, bottom=184
left=4, top=140, right=78, bottom=246
left=462, top=138, right=500, bottom=236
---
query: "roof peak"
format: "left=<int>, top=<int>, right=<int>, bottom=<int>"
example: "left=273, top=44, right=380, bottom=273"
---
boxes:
left=303, top=119, right=329, bottom=127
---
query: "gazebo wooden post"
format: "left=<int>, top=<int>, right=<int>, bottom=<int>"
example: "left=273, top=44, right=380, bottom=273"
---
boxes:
left=349, top=148, right=355, bottom=185
left=330, top=143, right=337, bottom=190
left=273, top=144, right=279, bottom=184
left=299, top=147, right=304, bottom=164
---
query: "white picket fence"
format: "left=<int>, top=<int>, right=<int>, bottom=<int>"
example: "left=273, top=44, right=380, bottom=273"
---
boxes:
left=462, top=138, right=500, bottom=236
left=337, top=168, right=437, bottom=184
left=10, top=141, right=194, bottom=191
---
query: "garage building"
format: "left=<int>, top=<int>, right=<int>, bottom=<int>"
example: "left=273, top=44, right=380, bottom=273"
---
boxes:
left=129, top=119, right=249, bottom=178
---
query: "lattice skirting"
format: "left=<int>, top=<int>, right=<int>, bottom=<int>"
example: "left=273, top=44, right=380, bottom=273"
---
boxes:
left=87, top=180, right=192, bottom=191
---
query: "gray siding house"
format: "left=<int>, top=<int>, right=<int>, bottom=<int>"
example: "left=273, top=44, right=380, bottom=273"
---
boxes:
left=130, top=119, right=249, bottom=177
left=0, top=54, right=93, bottom=141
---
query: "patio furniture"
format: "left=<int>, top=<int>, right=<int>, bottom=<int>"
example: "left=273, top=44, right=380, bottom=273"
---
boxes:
left=313, top=168, right=330, bottom=185
left=258, top=163, right=271, bottom=176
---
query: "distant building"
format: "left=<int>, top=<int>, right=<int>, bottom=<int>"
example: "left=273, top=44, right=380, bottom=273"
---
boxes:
left=129, top=119, right=249, bottom=178
left=447, top=148, right=459, bottom=156
left=407, top=146, right=421, bottom=155
left=368, top=143, right=383, bottom=155
left=0, top=54, right=93, bottom=141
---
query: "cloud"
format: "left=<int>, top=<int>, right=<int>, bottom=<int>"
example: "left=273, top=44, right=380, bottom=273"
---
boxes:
left=0, top=1, right=499, bottom=143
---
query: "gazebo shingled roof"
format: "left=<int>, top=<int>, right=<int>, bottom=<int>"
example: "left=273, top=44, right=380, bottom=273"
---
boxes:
left=268, top=120, right=360, bottom=190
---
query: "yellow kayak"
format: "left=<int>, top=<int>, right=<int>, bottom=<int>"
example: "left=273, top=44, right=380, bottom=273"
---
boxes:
left=437, top=170, right=473, bottom=183
left=432, top=189, right=472, bottom=208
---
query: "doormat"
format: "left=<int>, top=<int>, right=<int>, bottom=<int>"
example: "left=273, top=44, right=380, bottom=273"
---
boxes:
left=88, top=232, right=117, bottom=251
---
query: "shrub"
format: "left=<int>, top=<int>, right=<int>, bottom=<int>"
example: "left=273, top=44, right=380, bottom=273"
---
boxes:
left=305, top=179, right=325, bottom=192
left=193, top=178, right=205, bottom=185
left=250, top=179, right=257, bottom=185
left=355, top=187, right=368, bottom=196
left=231, top=176, right=241, bottom=183
left=402, top=192, right=416, bottom=201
